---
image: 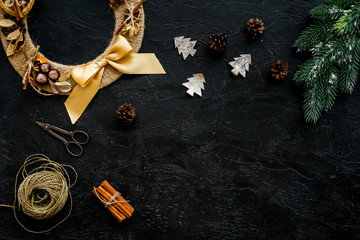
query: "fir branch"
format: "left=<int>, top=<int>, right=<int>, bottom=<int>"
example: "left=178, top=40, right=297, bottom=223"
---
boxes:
left=293, top=21, right=334, bottom=52
left=303, top=84, right=324, bottom=124
left=338, top=36, right=360, bottom=93
left=311, top=4, right=345, bottom=21
left=322, top=65, right=339, bottom=111
left=293, top=1, right=360, bottom=123
left=326, top=0, right=358, bottom=9
left=302, top=64, right=338, bottom=123
left=334, top=3, right=360, bottom=34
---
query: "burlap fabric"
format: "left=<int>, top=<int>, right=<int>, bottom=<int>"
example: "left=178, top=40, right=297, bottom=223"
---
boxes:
left=0, top=1, right=145, bottom=95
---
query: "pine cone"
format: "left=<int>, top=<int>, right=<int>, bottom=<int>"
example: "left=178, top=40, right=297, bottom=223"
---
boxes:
left=270, top=60, right=289, bottom=80
left=209, top=33, right=228, bottom=54
left=246, top=18, right=265, bottom=38
left=116, top=104, right=136, bottom=125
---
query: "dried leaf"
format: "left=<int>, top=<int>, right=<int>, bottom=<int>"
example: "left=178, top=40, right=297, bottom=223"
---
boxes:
left=6, top=28, right=20, bottom=41
left=134, top=23, right=140, bottom=34
left=17, top=40, right=24, bottom=51
left=54, top=81, right=72, bottom=93
left=14, top=31, right=23, bottom=51
left=49, top=81, right=59, bottom=94
left=0, top=19, right=16, bottom=27
left=6, top=42, right=15, bottom=56
left=58, top=70, right=71, bottom=82
left=16, top=31, right=23, bottom=42
left=17, top=43, right=24, bottom=52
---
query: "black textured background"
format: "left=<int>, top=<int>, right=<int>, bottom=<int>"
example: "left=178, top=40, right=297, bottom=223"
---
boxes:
left=1, top=0, right=360, bottom=239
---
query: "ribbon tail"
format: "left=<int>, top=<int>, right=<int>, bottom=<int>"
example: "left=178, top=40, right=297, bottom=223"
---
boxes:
left=64, top=69, right=104, bottom=124
left=108, top=53, right=166, bottom=74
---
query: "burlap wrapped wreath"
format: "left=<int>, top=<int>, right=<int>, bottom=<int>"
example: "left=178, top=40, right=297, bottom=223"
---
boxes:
left=0, top=0, right=145, bottom=95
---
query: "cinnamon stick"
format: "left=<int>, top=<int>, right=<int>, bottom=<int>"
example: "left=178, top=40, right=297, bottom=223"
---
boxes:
left=101, top=180, right=134, bottom=213
left=92, top=189, right=125, bottom=222
left=92, top=181, right=134, bottom=223
left=12, top=2, right=24, bottom=21
left=15, top=3, right=24, bottom=19
left=97, top=186, right=132, bottom=218
left=114, top=0, right=146, bottom=35
left=133, top=0, right=146, bottom=14
left=22, top=48, right=29, bottom=90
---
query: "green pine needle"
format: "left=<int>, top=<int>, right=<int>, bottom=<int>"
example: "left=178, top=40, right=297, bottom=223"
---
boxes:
left=311, top=4, right=345, bottom=20
left=293, top=21, right=333, bottom=52
left=322, top=66, right=339, bottom=112
left=326, top=0, right=358, bottom=8
left=334, top=4, right=360, bottom=34
left=293, top=2, right=360, bottom=123
left=338, top=36, right=360, bottom=93
left=303, top=85, right=323, bottom=124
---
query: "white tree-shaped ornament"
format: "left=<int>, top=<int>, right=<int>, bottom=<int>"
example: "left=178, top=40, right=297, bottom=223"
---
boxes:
left=229, top=54, right=252, bottom=78
left=174, top=36, right=197, bottom=60
left=183, top=74, right=206, bottom=97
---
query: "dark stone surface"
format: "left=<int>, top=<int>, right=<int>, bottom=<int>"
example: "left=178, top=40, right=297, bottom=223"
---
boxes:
left=0, top=0, right=359, bottom=239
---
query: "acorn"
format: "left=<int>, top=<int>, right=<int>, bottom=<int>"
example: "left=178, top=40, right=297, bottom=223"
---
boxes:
left=40, top=63, right=51, bottom=74
left=35, top=73, right=48, bottom=85
left=48, top=69, right=60, bottom=82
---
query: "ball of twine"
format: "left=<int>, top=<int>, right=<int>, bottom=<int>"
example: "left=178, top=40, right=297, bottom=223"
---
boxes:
left=6, top=154, right=77, bottom=233
left=17, top=170, right=69, bottom=220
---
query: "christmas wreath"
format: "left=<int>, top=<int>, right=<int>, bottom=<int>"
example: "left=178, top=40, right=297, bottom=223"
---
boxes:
left=0, top=0, right=165, bottom=124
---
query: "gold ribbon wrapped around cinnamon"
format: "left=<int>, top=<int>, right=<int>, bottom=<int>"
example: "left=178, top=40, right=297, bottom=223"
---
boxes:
left=65, top=35, right=166, bottom=124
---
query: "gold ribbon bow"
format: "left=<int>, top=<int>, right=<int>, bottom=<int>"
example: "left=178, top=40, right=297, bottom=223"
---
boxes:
left=65, top=35, right=166, bottom=124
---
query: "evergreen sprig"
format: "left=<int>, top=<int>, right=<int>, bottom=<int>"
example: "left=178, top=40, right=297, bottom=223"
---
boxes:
left=334, top=4, right=360, bottom=34
left=326, top=0, right=357, bottom=8
left=293, top=1, right=360, bottom=123
left=310, top=4, right=345, bottom=21
left=293, top=21, right=333, bottom=52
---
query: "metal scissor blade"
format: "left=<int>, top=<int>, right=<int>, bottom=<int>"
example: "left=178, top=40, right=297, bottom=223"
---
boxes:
left=36, top=121, right=50, bottom=131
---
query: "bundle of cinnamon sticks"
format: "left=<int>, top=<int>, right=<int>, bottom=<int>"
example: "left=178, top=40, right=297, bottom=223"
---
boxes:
left=92, top=180, right=134, bottom=222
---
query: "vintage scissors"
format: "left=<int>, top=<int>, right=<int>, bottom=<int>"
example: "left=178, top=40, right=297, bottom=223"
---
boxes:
left=36, top=121, right=90, bottom=157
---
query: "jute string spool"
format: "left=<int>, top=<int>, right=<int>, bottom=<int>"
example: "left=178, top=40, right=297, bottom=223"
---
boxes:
left=0, top=154, right=77, bottom=234
left=0, top=0, right=145, bottom=95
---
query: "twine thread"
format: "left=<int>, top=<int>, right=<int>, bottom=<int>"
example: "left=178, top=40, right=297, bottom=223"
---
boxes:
left=0, top=154, right=77, bottom=234
left=92, top=188, right=129, bottom=208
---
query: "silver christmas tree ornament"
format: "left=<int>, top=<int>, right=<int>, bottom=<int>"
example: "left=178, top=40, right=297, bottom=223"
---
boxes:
left=183, top=74, right=206, bottom=97
left=229, top=54, right=252, bottom=78
left=174, top=36, right=197, bottom=60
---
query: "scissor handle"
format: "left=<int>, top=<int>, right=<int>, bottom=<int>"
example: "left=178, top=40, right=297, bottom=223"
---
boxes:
left=70, top=130, right=90, bottom=145
left=66, top=141, right=84, bottom=157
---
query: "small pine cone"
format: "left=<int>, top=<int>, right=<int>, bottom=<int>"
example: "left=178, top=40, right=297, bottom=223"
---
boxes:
left=209, top=33, right=228, bottom=54
left=246, top=18, right=265, bottom=37
left=110, top=0, right=124, bottom=8
left=270, top=60, right=289, bottom=80
left=116, top=103, right=136, bottom=125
